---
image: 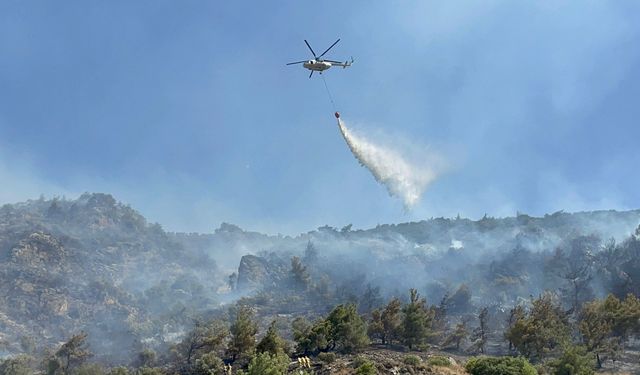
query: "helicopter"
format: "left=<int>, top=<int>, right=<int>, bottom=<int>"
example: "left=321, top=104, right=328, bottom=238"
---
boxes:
left=286, top=39, right=353, bottom=78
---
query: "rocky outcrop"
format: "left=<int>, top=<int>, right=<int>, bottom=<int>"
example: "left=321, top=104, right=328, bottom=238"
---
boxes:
left=236, top=255, right=270, bottom=291
left=0, top=194, right=220, bottom=362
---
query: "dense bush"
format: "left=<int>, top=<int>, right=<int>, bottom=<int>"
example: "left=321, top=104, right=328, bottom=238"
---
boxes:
left=317, top=352, right=336, bottom=363
left=355, top=360, right=377, bottom=375
left=427, top=355, right=451, bottom=367
left=246, top=352, right=289, bottom=375
left=465, top=356, right=537, bottom=375
left=403, top=354, right=421, bottom=366
left=547, top=345, right=595, bottom=375
left=193, top=352, right=225, bottom=375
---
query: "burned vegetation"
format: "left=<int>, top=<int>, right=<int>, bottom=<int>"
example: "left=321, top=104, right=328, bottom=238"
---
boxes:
left=1, top=194, right=640, bottom=374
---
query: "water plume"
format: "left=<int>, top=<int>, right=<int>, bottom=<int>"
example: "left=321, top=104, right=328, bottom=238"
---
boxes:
left=337, top=119, right=438, bottom=208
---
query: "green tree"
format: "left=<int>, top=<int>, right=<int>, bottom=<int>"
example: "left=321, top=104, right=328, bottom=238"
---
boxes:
left=547, top=344, right=595, bottom=375
left=366, top=298, right=403, bottom=346
left=291, top=317, right=330, bottom=355
left=381, top=298, right=402, bottom=345
left=246, top=352, right=289, bottom=375
left=193, top=352, right=225, bottom=375
left=325, top=304, right=370, bottom=353
left=257, top=321, right=286, bottom=356
left=176, top=320, right=228, bottom=365
left=610, top=293, right=640, bottom=340
left=505, top=305, right=526, bottom=353
left=579, top=299, right=617, bottom=368
left=505, top=294, right=570, bottom=360
left=229, top=306, right=258, bottom=361
left=465, top=356, right=536, bottom=375
left=401, top=289, right=433, bottom=350
left=367, top=309, right=385, bottom=344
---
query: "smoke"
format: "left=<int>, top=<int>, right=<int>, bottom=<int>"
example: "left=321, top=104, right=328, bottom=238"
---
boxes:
left=337, top=119, right=439, bottom=208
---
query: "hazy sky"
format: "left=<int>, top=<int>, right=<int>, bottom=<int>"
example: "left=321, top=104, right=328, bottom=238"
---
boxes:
left=1, top=1, right=639, bottom=234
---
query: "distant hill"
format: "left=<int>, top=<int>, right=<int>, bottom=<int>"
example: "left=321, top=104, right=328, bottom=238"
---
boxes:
left=1, top=193, right=639, bottom=364
left=0, top=193, right=219, bottom=362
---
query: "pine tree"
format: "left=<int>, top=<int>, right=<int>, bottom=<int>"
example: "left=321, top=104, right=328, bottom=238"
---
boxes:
left=229, top=306, right=258, bottom=361
left=401, top=289, right=433, bottom=350
left=177, top=320, right=228, bottom=365
left=325, top=304, right=369, bottom=353
left=367, top=309, right=385, bottom=344
left=381, top=298, right=402, bottom=345
left=257, top=321, right=286, bottom=356
left=505, top=293, right=570, bottom=360
left=505, top=304, right=525, bottom=353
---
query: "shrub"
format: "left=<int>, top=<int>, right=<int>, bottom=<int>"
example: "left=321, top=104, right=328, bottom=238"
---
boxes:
left=247, top=352, right=290, bottom=375
left=352, top=355, right=370, bottom=368
left=107, top=367, right=130, bottom=375
left=355, top=360, right=377, bottom=375
left=317, top=352, right=336, bottom=364
left=427, top=355, right=451, bottom=367
left=465, top=356, right=537, bottom=375
left=547, top=345, right=595, bottom=375
left=193, top=352, right=225, bottom=375
left=403, top=355, right=422, bottom=366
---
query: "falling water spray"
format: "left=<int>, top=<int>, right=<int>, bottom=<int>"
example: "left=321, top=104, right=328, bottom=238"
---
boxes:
left=336, top=117, right=438, bottom=209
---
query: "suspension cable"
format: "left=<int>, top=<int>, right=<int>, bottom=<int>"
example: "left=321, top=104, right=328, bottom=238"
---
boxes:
left=321, top=73, right=337, bottom=113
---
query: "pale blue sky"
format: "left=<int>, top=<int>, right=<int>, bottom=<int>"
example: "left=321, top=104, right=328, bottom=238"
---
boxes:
left=1, top=1, right=639, bottom=234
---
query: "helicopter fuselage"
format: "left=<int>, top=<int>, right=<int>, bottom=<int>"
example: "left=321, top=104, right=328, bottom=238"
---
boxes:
left=303, top=60, right=332, bottom=72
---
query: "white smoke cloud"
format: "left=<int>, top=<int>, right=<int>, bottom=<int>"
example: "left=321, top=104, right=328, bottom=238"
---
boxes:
left=337, top=119, right=441, bottom=208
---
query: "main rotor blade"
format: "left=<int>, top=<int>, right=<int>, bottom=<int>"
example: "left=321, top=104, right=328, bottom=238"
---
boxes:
left=309, top=70, right=314, bottom=79
left=304, top=40, right=317, bottom=58
left=318, top=38, right=340, bottom=58
left=286, top=60, right=306, bottom=65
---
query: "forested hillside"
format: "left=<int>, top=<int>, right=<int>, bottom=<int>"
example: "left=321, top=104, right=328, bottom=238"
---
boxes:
left=1, top=194, right=640, bottom=374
